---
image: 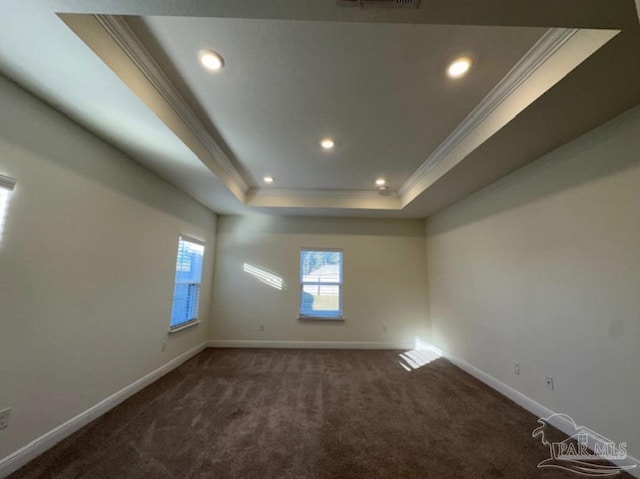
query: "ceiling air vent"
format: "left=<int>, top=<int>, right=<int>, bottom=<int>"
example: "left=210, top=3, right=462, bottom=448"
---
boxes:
left=337, top=0, right=421, bottom=9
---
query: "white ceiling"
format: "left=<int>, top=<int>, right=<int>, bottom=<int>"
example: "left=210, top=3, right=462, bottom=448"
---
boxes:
left=0, top=1, right=638, bottom=217
left=136, top=17, right=545, bottom=191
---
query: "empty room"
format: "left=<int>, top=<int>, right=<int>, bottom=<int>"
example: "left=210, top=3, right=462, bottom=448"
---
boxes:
left=1, top=1, right=639, bottom=478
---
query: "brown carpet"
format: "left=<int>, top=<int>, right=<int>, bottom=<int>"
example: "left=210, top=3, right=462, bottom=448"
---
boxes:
left=9, top=349, right=633, bottom=478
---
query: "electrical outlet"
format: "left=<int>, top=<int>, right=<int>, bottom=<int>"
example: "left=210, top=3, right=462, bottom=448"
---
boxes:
left=382, top=325, right=387, bottom=333
left=0, top=408, right=11, bottom=430
left=259, top=324, right=264, bottom=332
left=545, top=376, right=554, bottom=391
left=161, top=341, right=167, bottom=352
left=513, top=362, right=520, bottom=375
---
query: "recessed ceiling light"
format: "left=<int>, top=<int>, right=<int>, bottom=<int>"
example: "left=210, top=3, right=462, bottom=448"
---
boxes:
left=375, top=178, right=386, bottom=186
left=447, top=57, right=471, bottom=79
left=198, top=50, right=224, bottom=71
left=320, top=138, right=335, bottom=150
left=263, top=176, right=274, bottom=184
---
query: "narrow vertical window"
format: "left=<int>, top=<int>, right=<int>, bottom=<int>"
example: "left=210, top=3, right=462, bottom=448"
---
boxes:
left=299, top=249, right=343, bottom=320
left=170, top=235, right=205, bottom=331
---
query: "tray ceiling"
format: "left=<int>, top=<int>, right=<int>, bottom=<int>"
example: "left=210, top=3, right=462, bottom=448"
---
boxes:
left=2, top=1, right=639, bottom=217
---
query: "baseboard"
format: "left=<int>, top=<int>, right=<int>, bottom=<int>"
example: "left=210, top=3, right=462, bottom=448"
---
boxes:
left=0, top=341, right=208, bottom=479
left=207, top=339, right=410, bottom=350
left=446, top=354, right=640, bottom=478
left=446, top=355, right=555, bottom=419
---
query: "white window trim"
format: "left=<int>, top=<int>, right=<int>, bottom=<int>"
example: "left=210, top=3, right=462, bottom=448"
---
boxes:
left=168, top=319, right=200, bottom=334
left=298, top=315, right=345, bottom=321
left=299, top=248, right=344, bottom=321
left=179, top=234, right=205, bottom=247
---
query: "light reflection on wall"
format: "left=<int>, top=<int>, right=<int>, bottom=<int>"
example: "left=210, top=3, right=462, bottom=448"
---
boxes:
left=0, top=186, right=12, bottom=247
left=243, top=263, right=285, bottom=290
left=399, top=338, right=442, bottom=371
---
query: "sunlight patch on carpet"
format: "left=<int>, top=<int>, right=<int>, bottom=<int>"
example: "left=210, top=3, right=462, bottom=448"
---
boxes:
left=399, top=338, right=442, bottom=371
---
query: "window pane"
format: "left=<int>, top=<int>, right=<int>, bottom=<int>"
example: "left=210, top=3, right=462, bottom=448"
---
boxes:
left=171, top=237, right=204, bottom=328
left=170, top=284, right=201, bottom=327
left=175, top=241, right=204, bottom=283
left=300, top=250, right=342, bottom=283
left=301, top=284, right=340, bottom=316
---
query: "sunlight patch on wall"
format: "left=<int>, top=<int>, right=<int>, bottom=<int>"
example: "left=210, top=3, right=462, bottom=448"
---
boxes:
left=399, top=338, right=442, bottom=371
left=243, top=263, right=285, bottom=290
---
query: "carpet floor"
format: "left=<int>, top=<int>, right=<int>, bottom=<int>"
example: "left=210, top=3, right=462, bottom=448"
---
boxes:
left=9, top=349, right=633, bottom=478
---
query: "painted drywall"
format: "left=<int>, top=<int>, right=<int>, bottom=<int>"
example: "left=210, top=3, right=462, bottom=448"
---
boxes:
left=426, top=104, right=640, bottom=457
left=210, top=215, right=430, bottom=347
left=0, top=76, right=217, bottom=460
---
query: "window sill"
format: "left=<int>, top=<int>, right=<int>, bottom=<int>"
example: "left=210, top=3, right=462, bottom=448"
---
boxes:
left=298, top=316, right=345, bottom=321
left=168, top=319, right=200, bottom=334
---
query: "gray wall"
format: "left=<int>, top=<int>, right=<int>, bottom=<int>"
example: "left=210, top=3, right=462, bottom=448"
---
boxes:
left=211, top=215, right=430, bottom=347
left=0, top=76, right=217, bottom=459
left=426, top=104, right=640, bottom=458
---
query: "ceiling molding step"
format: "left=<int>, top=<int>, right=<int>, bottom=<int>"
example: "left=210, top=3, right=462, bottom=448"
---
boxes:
left=399, top=27, right=577, bottom=199
left=246, top=188, right=402, bottom=210
left=46, top=0, right=637, bottom=30
left=247, top=188, right=398, bottom=199
left=93, top=14, right=249, bottom=195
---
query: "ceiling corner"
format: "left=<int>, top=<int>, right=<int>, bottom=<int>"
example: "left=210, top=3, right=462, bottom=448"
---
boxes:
left=59, top=12, right=250, bottom=203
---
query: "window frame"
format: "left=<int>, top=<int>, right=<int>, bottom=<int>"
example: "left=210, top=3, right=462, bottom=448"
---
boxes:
left=169, top=234, right=205, bottom=333
left=298, top=248, right=344, bottom=321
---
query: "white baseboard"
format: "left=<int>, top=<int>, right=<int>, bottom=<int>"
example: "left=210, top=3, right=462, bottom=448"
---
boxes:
left=446, top=355, right=555, bottom=419
left=447, top=354, right=640, bottom=478
left=207, top=339, right=410, bottom=350
left=0, top=341, right=208, bottom=479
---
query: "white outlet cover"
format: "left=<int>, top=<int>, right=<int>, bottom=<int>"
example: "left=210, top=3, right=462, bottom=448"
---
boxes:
left=545, top=376, right=554, bottom=390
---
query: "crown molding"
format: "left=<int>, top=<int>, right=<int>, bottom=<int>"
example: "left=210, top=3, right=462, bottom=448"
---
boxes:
left=93, top=14, right=249, bottom=195
left=399, top=28, right=578, bottom=199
